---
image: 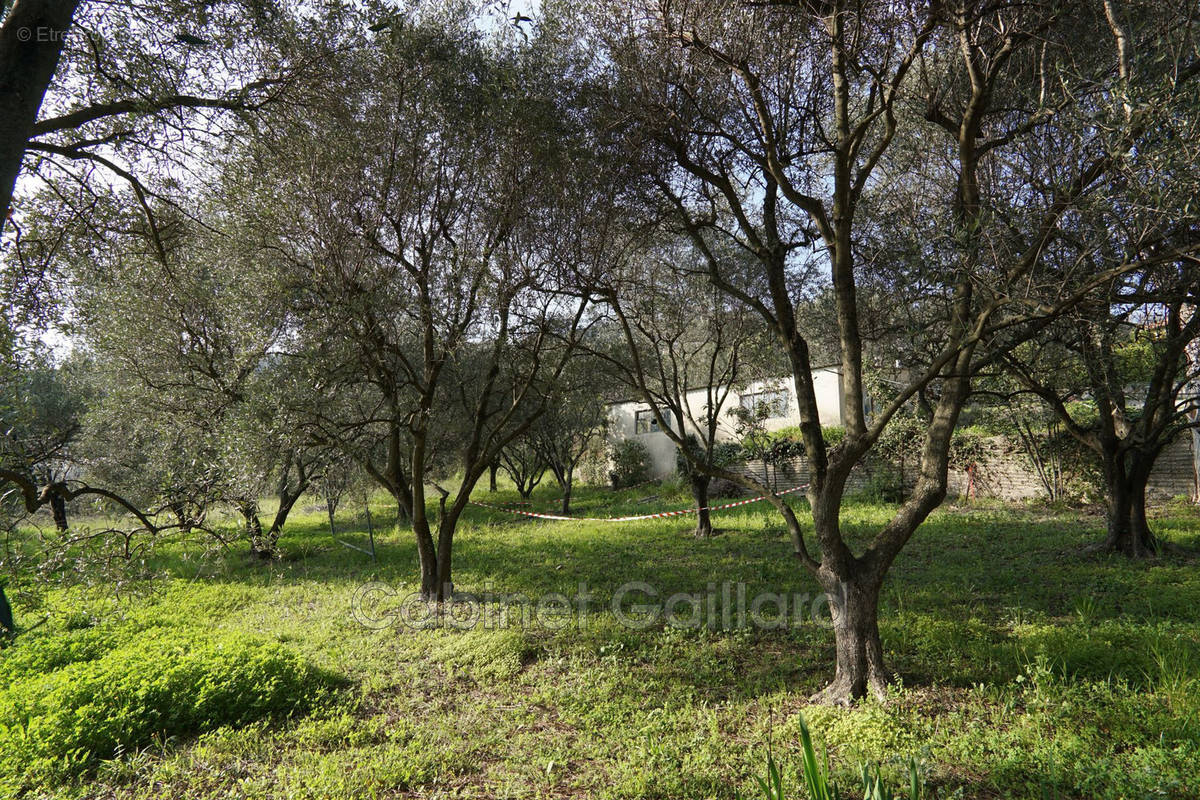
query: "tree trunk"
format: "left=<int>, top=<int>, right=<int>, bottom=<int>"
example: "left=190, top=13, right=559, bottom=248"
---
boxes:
left=560, top=475, right=572, bottom=515
left=265, top=482, right=306, bottom=553
left=241, top=501, right=271, bottom=560
left=169, top=500, right=194, bottom=533
left=811, top=568, right=889, bottom=705
left=435, top=516, right=455, bottom=602
left=805, top=467, right=892, bottom=705
left=1103, top=468, right=1158, bottom=556
left=489, top=461, right=499, bottom=492
left=802, top=361, right=965, bottom=706
left=247, top=522, right=268, bottom=558
left=269, top=506, right=295, bottom=539
left=691, top=474, right=712, bottom=537
left=258, top=524, right=280, bottom=559
left=49, top=491, right=67, bottom=531
left=0, top=0, right=81, bottom=228
left=1191, top=427, right=1199, bottom=503
left=363, top=498, right=376, bottom=558
left=0, top=584, right=14, bottom=637
left=412, top=514, right=440, bottom=601
left=387, top=485, right=411, bottom=527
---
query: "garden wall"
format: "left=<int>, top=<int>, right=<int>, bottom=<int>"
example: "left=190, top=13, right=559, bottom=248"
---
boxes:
left=736, top=434, right=1199, bottom=503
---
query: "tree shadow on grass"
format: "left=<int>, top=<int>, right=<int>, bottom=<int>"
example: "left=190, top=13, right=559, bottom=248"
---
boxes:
left=179, top=493, right=1200, bottom=700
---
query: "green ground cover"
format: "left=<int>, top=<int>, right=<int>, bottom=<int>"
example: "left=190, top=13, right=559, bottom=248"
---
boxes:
left=2, top=483, right=1198, bottom=799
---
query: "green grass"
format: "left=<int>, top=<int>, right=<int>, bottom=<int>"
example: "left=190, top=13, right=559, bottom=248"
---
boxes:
left=1, top=482, right=1199, bottom=799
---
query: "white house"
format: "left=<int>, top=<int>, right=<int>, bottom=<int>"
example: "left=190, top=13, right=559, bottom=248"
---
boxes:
left=607, top=367, right=848, bottom=479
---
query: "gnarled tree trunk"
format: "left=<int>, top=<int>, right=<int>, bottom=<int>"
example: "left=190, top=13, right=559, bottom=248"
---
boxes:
left=690, top=474, right=712, bottom=538
left=1102, top=460, right=1158, bottom=556
left=386, top=485, right=412, bottom=527
left=812, top=569, right=888, bottom=703
left=239, top=500, right=271, bottom=560
left=411, top=510, right=461, bottom=602
left=435, top=515, right=455, bottom=601
left=412, top=515, right=440, bottom=600
left=48, top=491, right=67, bottom=531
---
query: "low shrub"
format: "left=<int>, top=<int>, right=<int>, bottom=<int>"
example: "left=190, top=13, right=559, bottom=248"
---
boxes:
left=820, top=426, right=846, bottom=448
left=737, top=426, right=848, bottom=474
left=609, top=439, right=652, bottom=488
left=0, top=628, right=336, bottom=788
left=431, top=628, right=538, bottom=682
left=0, top=621, right=156, bottom=679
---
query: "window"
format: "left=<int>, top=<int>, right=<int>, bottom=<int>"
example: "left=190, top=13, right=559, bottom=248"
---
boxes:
left=635, top=409, right=660, bottom=434
left=740, top=390, right=788, bottom=419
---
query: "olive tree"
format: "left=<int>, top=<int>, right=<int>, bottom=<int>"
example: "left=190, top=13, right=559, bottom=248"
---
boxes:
left=242, top=11, right=594, bottom=600
left=0, top=0, right=316, bottom=530
left=62, top=192, right=324, bottom=557
left=589, top=0, right=1200, bottom=702
left=498, top=438, right=548, bottom=502
left=528, top=358, right=611, bottom=515
left=1, top=0, right=290, bottom=233
left=592, top=247, right=772, bottom=536
left=0, top=352, right=85, bottom=530
left=1003, top=265, right=1200, bottom=555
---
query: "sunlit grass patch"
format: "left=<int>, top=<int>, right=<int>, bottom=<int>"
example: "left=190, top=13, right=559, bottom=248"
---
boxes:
left=2, top=488, right=1199, bottom=798
left=0, top=627, right=339, bottom=791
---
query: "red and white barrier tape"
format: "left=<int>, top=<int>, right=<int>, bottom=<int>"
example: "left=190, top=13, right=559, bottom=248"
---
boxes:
left=470, top=484, right=809, bottom=522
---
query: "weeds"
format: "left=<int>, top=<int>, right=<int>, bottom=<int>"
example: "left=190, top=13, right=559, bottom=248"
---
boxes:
left=741, top=716, right=923, bottom=800
left=1, top=492, right=1197, bottom=798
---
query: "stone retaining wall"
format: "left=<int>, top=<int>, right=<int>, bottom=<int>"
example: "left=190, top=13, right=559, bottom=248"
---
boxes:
left=736, top=434, right=1199, bottom=503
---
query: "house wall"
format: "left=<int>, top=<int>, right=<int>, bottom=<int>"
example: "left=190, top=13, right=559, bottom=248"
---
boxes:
left=608, top=370, right=844, bottom=479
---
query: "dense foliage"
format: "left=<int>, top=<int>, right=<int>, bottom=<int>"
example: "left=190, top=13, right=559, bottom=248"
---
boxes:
left=0, top=627, right=334, bottom=790
left=608, top=439, right=652, bottom=488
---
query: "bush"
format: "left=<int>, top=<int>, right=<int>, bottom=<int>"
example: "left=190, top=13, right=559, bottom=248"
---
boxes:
left=708, top=477, right=744, bottom=498
left=431, top=628, right=538, bottom=682
left=0, top=629, right=336, bottom=788
left=738, top=426, right=845, bottom=462
left=869, top=414, right=986, bottom=503
left=741, top=428, right=804, bottom=462
left=578, top=443, right=610, bottom=486
left=0, top=621, right=139, bottom=677
left=820, top=425, right=845, bottom=447
left=852, top=470, right=907, bottom=504
left=676, top=435, right=743, bottom=476
left=609, top=439, right=651, bottom=488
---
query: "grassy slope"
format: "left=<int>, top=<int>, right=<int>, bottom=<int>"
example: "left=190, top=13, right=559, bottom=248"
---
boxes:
left=2, top=483, right=1199, bottom=799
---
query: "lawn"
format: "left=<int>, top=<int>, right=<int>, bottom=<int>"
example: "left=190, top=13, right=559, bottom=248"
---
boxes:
left=2, top=483, right=1198, bottom=799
